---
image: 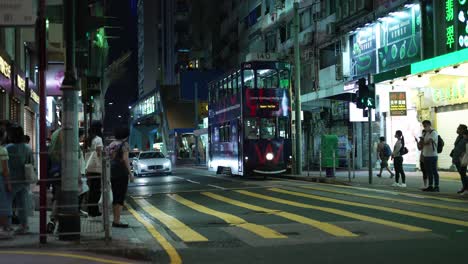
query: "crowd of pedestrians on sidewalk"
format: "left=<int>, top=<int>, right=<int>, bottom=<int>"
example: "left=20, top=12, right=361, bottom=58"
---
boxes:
left=376, top=120, right=468, bottom=195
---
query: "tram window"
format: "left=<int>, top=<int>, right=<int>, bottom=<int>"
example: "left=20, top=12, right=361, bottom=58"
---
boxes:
left=243, top=70, right=254, bottom=89
left=245, top=118, right=259, bottom=139
left=279, top=69, right=290, bottom=89
left=256, top=69, right=279, bottom=89
left=237, top=71, right=242, bottom=90
left=232, top=73, right=237, bottom=94
left=260, top=118, right=276, bottom=140
left=278, top=117, right=289, bottom=139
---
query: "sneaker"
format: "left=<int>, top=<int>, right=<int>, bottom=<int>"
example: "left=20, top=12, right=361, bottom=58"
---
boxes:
left=80, top=210, right=89, bottom=217
left=457, top=188, right=465, bottom=194
left=392, top=182, right=400, bottom=187
left=433, top=186, right=440, bottom=192
left=422, top=186, right=434, bottom=192
left=112, top=222, right=129, bottom=228
left=390, top=173, right=395, bottom=178
left=376, top=174, right=382, bottom=177
left=400, top=183, right=407, bottom=188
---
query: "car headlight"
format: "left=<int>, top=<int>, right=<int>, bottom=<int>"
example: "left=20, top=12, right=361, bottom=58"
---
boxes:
left=164, top=161, right=171, bottom=167
left=139, top=164, right=147, bottom=169
left=266, top=153, right=274, bottom=161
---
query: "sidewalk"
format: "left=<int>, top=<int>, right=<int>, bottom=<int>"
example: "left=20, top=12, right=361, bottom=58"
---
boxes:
left=280, top=169, right=466, bottom=198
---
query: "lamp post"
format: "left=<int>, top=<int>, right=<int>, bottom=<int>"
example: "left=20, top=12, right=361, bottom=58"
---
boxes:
left=293, top=1, right=302, bottom=175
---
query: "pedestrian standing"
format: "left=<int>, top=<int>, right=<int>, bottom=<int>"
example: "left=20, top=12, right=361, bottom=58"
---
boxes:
left=415, top=131, right=427, bottom=188
left=5, top=125, right=34, bottom=234
left=86, top=121, right=104, bottom=218
left=459, top=130, right=468, bottom=195
left=421, top=120, right=440, bottom=192
left=78, top=128, right=89, bottom=216
left=376, top=137, right=394, bottom=178
left=450, top=124, right=468, bottom=194
left=0, top=124, right=12, bottom=238
left=391, top=130, right=406, bottom=187
left=108, top=127, right=134, bottom=228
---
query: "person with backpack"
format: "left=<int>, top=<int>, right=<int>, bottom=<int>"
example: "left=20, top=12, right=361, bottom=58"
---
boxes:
left=391, top=130, right=407, bottom=187
left=450, top=124, right=468, bottom=194
left=376, top=137, right=394, bottom=178
left=108, top=127, right=134, bottom=228
left=421, top=120, right=441, bottom=192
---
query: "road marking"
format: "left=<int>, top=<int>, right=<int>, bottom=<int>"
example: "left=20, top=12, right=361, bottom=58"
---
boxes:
left=269, top=188, right=468, bottom=227
left=186, top=179, right=201, bottom=184
left=168, top=194, right=286, bottom=239
left=309, top=182, right=467, bottom=203
left=298, top=186, right=468, bottom=213
left=0, top=251, right=131, bottom=264
left=235, top=190, right=430, bottom=232
left=126, top=204, right=182, bottom=264
left=207, top=184, right=226, bottom=190
left=133, top=198, right=208, bottom=242
left=202, top=192, right=357, bottom=237
left=173, top=176, right=201, bottom=184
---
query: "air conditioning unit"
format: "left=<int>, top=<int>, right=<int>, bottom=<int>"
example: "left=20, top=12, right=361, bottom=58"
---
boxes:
left=335, top=54, right=343, bottom=81
left=326, top=23, right=336, bottom=35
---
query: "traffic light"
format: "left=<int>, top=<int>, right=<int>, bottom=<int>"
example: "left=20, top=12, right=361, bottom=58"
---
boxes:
left=366, top=83, right=376, bottom=109
left=355, top=78, right=376, bottom=109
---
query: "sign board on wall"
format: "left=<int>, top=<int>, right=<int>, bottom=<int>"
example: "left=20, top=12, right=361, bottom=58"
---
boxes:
left=378, top=5, right=421, bottom=72
left=0, top=0, right=36, bottom=26
left=436, top=0, right=468, bottom=55
left=429, top=75, right=468, bottom=107
left=389, top=92, right=407, bottom=116
left=350, top=26, right=377, bottom=76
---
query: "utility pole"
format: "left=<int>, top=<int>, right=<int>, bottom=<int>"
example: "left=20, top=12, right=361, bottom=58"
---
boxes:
left=293, top=1, right=302, bottom=175
left=194, top=82, right=199, bottom=164
left=38, top=0, right=47, bottom=244
left=368, top=107, right=372, bottom=184
left=58, top=0, right=80, bottom=240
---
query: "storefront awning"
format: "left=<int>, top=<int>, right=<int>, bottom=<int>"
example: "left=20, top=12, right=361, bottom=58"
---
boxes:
left=411, top=48, right=468, bottom=75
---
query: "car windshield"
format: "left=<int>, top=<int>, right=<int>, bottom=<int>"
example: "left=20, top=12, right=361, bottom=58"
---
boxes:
left=139, top=152, right=165, bottom=159
left=129, top=152, right=139, bottom=159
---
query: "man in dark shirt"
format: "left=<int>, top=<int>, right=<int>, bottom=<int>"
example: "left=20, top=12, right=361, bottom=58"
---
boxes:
left=451, top=124, right=467, bottom=194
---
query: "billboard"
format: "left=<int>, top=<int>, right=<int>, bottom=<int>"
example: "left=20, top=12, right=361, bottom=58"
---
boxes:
left=0, top=0, right=36, bottom=26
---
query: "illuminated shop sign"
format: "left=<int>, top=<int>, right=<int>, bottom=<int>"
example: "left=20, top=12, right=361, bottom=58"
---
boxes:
left=16, top=75, right=26, bottom=92
left=0, top=55, right=11, bottom=78
left=350, top=4, right=421, bottom=75
left=444, top=0, right=468, bottom=50
left=133, top=95, right=155, bottom=119
left=30, top=90, right=39, bottom=104
left=430, top=75, right=468, bottom=106
left=389, top=92, right=407, bottom=116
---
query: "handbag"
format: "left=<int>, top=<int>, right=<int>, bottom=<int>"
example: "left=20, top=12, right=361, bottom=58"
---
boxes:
left=85, top=150, right=102, bottom=174
left=24, top=163, right=38, bottom=183
left=461, top=152, right=468, bottom=167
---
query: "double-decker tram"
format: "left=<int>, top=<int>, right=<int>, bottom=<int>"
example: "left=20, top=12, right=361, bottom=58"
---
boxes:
left=208, top=61, right=292, bottom=177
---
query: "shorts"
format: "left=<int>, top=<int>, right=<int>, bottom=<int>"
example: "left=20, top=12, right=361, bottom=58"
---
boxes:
left=380, top=156, right=389, bottom=168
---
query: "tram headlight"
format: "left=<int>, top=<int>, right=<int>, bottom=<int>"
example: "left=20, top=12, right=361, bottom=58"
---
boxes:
left=266, top=153, right=274, bottom=161
left=245, top=156, right=249, bottom=161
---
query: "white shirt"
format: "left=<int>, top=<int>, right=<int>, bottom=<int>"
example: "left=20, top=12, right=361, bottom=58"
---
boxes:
left=423, top=130, right=438, bottom=157
left=91, top=136, right=104, bottom=151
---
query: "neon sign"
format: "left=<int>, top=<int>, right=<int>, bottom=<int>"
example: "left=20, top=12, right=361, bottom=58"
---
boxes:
left=16, top=75, right=25, bottom=92
left=31, top=90, right=39, bottom=104
left=0, top=55, right=11, bottom=79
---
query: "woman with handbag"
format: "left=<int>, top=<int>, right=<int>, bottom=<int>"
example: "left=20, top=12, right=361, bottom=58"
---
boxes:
left=5, top=125, right=34, bottom=234
left=85, top=121, right=104, bottom=218
left=108, top=127, right=134, bottom=228
left=391, top=130, right=406, bottom=188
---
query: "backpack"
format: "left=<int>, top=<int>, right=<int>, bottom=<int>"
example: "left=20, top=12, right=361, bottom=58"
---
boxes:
left=436, top=134, right=444, bottom=153
left=383, top=144, right=392, bottom=157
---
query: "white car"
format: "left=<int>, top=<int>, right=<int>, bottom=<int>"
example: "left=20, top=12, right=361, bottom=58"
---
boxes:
left=132, top=151, right=172, bottom=176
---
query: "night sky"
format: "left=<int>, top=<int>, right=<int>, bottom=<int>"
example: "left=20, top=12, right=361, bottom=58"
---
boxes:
left=103, top=0, right=138, bottom=136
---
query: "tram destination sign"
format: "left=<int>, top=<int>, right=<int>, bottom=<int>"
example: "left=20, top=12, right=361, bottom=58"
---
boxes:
left=389, top=92, right=407, bottom=116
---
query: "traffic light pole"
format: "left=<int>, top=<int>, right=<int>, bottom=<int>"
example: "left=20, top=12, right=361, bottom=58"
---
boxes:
left=59, top=0, right=80, bottom=240
left=368, top=107, right=372, bottom=184
left=293, top=2, right=302, bottom=175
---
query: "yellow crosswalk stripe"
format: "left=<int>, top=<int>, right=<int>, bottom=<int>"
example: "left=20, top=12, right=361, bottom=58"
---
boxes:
left=269, top=188, right=468, bottom=227
left=133, top=198, right=208, bottom=242
left=168, top=194, right=286, bottom=239
left=126, top=204, right=182, bottom=264
left=299, top=186, right=468, bottom=213
left=201, top=192, right=358, bottom=237
left=311, top=182, right=466, bottom=203
left=235, top=190, right=430, bottom=232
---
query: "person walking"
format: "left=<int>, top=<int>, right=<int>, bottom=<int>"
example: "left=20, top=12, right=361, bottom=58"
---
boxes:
left=459, top=130, right=468, bottom=194
left=108, top=127, right=134, bottom=228
left=391, top=130, right=406, bottom=187
left=421, top=120, right=440, bottom=192
left=415, top=131, right=427, bottom=189
left=5, top=125, right=34, bottom=234
left=86, top=121, right=104, bottom=218
left=0, top=124, right=12, bottom=238
left=451, top=124, right=468, bottom=194
left=376, top=137, right=394, bottom=178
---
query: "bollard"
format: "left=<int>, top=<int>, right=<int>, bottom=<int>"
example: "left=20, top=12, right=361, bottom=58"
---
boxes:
left=319, top=151, right=322, bottom=178
left=347, top=150, right=351, bottom=182
left=332, top=151, right=336, bottom=177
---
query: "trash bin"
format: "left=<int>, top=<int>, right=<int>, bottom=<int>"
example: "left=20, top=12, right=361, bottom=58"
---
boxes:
left=321, top=135, right=338, bottom=177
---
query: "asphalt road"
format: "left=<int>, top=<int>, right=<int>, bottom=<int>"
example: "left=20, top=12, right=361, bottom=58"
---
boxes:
left=126, top=167, right=468, bottom=264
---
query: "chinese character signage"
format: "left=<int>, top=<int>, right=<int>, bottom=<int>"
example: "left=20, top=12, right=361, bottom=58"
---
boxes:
left=350, top=26, right=377, bottom=76
left=389, top=92, right=407, bottom=116
left=430, top=75, right=468, bottom=107
left=378, top=5, right=421, bottom=72
left=443, top=0, right=468, bottom=51
left=0, top=55, right=11, bottom=79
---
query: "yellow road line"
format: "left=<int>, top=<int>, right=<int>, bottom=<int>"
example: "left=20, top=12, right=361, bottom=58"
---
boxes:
left=133, top=198, right=208, bottom=242
left=269, top=188, right=468, bottom=227
left=168, top=194, right=286, bottom=239
left=202, top=192, right=357, bottom=237
left=311, top=182, right=466, bottom=203
left=299, top=186, right=468, bottom=212
left=0, top=251, right=131, bottom=264
left=235, top=190, right=430, bottom=232
left=126, top=205, right=182, bottom=264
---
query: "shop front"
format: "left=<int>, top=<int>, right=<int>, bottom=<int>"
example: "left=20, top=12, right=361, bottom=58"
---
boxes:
left=375, top=48, right=468, bottom=170
left=0, top=51, right=12, bottom=120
